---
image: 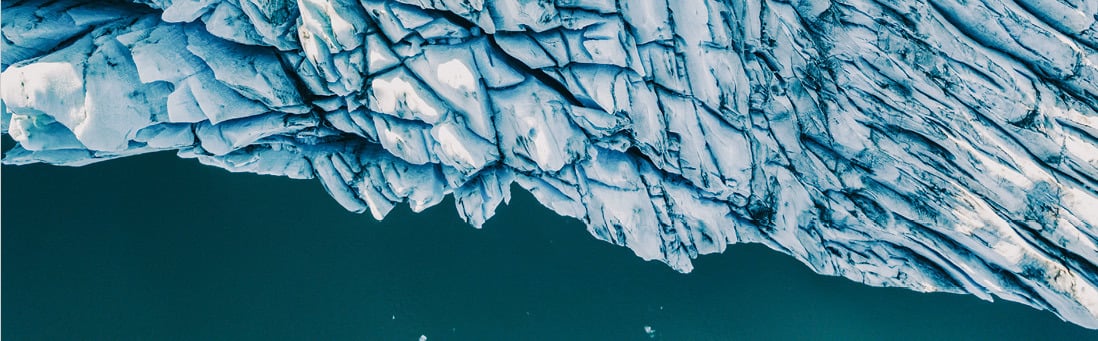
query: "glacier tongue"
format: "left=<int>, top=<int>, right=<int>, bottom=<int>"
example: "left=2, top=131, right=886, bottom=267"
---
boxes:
left=3, top=0, right=1098, bottom=328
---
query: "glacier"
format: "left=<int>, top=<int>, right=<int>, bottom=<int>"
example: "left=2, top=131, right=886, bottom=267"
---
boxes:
left=3, top=0, right=1098, bottom=329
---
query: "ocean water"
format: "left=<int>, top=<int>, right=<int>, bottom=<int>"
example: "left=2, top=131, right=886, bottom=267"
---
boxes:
left=3, top=150, right=1096, bottom=340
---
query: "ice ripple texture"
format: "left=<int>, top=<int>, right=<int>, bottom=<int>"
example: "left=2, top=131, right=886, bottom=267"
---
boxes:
left=3, top=0, right=1098, bottom=328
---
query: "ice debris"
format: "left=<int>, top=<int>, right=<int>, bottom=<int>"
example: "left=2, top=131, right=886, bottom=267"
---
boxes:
left=3, top=0, right=1098, bottom=329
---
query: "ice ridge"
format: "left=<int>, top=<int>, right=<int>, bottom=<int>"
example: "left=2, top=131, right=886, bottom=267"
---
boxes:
left=3, top=0, right=1098, bottom=328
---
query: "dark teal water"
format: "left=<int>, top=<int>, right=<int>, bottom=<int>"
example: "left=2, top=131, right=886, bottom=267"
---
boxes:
left=3, top=150, right=1096, bottom=340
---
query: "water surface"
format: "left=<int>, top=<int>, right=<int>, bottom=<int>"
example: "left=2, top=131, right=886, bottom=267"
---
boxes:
left=3, top=150, right=1095, bottom=339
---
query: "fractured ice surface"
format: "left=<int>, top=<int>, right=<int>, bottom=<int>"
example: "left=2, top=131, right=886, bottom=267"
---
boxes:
left=3, top=0, right=1098, bottom=328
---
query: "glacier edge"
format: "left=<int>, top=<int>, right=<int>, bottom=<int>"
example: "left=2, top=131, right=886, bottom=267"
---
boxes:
left=3, top=0, right=1098, bottom=329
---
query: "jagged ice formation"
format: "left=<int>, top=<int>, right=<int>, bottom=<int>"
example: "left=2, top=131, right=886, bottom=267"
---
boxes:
left=3, top=0, right=1098, bottom=328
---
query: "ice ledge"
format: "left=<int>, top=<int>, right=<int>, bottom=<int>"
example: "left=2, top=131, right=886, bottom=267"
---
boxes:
left=3, top=0, right=1098, bottom=329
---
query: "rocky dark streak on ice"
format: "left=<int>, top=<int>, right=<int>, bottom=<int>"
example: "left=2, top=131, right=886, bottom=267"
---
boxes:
left=3, top=0, right=1097, bottom=328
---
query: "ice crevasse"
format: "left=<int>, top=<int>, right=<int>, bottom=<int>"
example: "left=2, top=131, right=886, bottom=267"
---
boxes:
left=3, top=0, right=1098, bottom=328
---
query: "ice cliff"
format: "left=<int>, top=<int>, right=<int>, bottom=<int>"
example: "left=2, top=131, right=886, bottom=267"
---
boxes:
left=3, top=0, right=1098, bottom=328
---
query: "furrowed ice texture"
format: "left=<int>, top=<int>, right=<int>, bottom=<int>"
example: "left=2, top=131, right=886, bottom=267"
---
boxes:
left=3, top=0, right=1098, bottom=328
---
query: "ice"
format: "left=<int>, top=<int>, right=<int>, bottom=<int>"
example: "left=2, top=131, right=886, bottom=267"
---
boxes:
left=3, top=0, right=1098, bottom=329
